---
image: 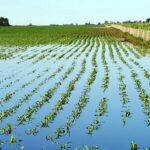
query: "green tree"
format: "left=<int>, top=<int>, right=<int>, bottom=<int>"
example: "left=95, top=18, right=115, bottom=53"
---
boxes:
left=0, top=17, right=10, bottom=26
left=146, top=18, right=150, bottom=23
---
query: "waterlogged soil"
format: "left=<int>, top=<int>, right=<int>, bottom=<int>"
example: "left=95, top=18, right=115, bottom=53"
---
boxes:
left=0, top=39, right=150, bottom=150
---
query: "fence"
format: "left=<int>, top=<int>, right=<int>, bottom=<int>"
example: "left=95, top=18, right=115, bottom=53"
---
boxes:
left=111, top=24, right=150, bottom=41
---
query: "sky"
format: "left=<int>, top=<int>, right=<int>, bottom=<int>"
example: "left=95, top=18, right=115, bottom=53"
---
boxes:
left=0, top=0, right=150, bottom=25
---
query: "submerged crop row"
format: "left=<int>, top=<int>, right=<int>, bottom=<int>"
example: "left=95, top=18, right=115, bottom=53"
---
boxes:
left=0, top=30, right=150, bottom=150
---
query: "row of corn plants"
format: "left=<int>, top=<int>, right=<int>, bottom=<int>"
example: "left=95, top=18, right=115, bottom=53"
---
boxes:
left=0, top=65, right=64, bottom=121
left=45, top=37, right=99, bottom=148
left=17, top=61, right=76, bottom=124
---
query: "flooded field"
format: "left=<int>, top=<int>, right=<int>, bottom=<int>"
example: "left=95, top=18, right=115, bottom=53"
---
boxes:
left=0, top=37, right=150, bottom=150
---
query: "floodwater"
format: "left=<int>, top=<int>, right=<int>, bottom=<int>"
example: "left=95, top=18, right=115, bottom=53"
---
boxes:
left=0, top=39, right=150, bottom=150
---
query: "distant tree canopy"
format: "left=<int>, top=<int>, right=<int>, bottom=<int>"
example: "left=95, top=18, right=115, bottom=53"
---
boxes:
left=0, top=17, right=10, bottom=26
left=85, top=22, right=91, bottom=25
left=146, top=18, right=150, bottom=23
left=104, top=20, right=109, bottom=24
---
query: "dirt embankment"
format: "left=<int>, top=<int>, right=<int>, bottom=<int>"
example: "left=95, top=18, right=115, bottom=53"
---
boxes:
left=111, top=24, right=150, bottom=41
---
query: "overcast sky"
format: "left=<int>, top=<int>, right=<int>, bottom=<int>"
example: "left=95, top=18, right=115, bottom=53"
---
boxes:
left=0, top=0, right=149, bottom=25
